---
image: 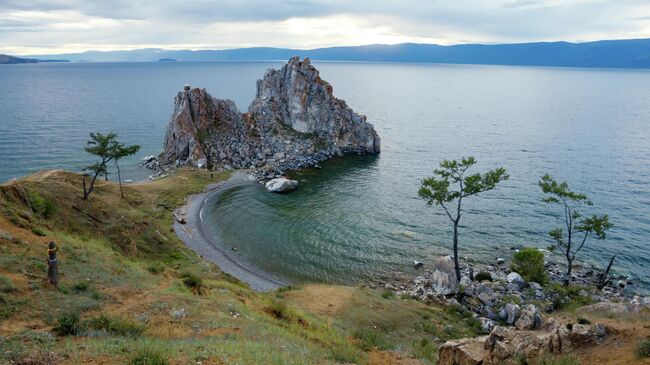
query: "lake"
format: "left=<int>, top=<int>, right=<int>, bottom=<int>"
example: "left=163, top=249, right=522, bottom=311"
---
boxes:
left=1, top=61, right=649, bottom=291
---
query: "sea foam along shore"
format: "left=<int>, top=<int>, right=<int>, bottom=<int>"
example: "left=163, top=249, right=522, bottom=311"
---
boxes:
left=173, top=171, right=287, bottom=291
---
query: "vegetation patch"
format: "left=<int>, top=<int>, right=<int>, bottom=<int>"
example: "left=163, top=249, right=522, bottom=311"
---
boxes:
left=636, top=339, right=650, bottom=358
left=85, top=314, right=145, bottom=337
left=53, top=309, right=81, bottom=336
left=352, top=328, right=391, bottom=351
left=179, top=270, right=206, bottom=295
left=474, top=271, right=493, bottom=282
left=512, top=247, right=548, bottom=285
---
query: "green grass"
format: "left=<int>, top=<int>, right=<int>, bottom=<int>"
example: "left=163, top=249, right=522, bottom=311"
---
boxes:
left=0, top=275, right=14, bottom=293
left=546, top=284, right=594, bottom=311
left=636, top=339, right=650, bottom=358
left=53, top=309, right=81, bottom=336
left=352, top=328, right=392, bottom=350
left=0, top=169, right=493, bottom=364
left=85, top=314, right=145, bottom=337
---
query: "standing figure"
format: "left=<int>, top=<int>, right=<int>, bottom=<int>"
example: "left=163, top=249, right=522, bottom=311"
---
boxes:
left=47, top=241, right=58, bottom=287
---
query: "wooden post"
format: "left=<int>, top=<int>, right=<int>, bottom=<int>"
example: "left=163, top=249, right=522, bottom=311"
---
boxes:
left=47, top=241, right=59, bottom=287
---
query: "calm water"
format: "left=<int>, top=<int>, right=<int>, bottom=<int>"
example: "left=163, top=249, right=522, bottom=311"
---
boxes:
left=1, top=62, right=649, bottom=290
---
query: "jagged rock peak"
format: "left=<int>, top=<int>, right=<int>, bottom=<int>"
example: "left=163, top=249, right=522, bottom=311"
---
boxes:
left=160, top=57, right=381, bottom=177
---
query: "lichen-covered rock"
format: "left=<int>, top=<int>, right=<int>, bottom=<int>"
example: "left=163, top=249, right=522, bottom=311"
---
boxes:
left=160, top=57, right=380, bottom=177
left=515, top=304, right=543, bottom=330
left=439, top=322, right=610, bottom=365
left=431, top=256, right=460, bottom=295
left=438, top=337, right=487, bottom=365
left=499, top=303, right=521, bottom=325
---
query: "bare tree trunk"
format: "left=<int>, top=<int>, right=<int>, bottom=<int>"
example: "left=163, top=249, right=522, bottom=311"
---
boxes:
left=597, top=255, right=616, bottom=290
left=564, top=257, right=573, bottom=286
left=116, top=161, right=124, bottom=198
left=82, top=175, right=88, bottom=199
left=453, top=222, right=461, bottom=283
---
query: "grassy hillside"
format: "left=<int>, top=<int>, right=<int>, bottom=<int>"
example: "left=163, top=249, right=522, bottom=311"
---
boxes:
left=0, top=169, right=482, bottom=365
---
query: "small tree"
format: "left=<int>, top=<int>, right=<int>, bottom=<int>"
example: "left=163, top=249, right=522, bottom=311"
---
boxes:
left=83, top=132, right=117, bottom=199
left=419, top=157, right=509, bottom=282
left=539, top=174, right=613, bottom=286
left=110, top=141, right=140, bottom=198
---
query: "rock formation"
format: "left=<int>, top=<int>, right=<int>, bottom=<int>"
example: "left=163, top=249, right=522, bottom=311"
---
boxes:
left=160, top=57, right=380, bottom=178
left=438, top=322, right=609, bottom=365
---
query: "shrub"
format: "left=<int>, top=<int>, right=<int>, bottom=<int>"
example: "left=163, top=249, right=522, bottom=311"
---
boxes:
left=547, top=284, right=593, bottom=311
left=512, top=247, right=548, bottom=285
left=73, top=281, right=90, bottom=293
left=31, top=227, right=46, bottom=236
left=54, top=310, right=80, bottom=336
left=85, top=314, right=144, bottom=337
left=381, top=289, right=395, bottom=299
left=352, top=328, right=391, bottom=351
left=412, top=338, right=437, bottom=361
left=474, top=271, right=493, bottom=282
left=636, top=339, right=650, bottom=358
left=29, top=192, right=55, bottom=219
left=179, top=271, right=204, bottom=293
left=266, top=299, right=296, bottom=321
left=147, top=263, right=165, bottom=274
left=0, top=275, right=14, bottom=293
left=128, top=346, right=168, bottom=365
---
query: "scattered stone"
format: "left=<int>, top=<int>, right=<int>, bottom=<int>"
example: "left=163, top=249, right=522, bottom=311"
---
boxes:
left=413, top=260, right=423, bottom=269
left=499, top=303, right=521, bottom=325
left=169, top=307, right=188, bottom=319
left=515, top=304, right=543, bottom=330
left=506, top=272, right=526, bottom=288
left=496, top=257, right=505, bottom=265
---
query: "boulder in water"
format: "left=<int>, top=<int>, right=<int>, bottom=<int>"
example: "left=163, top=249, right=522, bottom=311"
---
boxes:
left=265, top=178, right=298, bottom=193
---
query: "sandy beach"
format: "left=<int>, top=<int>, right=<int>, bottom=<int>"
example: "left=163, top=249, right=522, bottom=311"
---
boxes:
left=173, top=171, right=288, bottom=291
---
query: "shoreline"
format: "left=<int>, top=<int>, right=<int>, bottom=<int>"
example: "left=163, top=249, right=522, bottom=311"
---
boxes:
left=173, top=171, right=288, bottom=291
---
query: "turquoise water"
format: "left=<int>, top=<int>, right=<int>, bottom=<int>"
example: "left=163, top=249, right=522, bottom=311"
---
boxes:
left=1, top=62, right=649, bottom=290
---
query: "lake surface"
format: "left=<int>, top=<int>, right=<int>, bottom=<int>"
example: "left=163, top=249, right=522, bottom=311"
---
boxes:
left=1, top=62, right=649, bottom=291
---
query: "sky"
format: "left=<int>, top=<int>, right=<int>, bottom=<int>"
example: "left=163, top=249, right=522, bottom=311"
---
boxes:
left=1, top=0, right=650, bottom=55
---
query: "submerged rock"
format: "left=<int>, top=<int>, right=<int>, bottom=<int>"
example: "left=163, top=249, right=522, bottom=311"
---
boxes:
left=160, top=57, right=380, bottom=176
left=265, top=178, right=298, bottom=193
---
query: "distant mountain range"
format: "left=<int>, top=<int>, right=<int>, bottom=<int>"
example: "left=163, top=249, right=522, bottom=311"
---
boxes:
left=16, top=38, right=650, bottom=68
left=0, top=54, right=68, bottom=64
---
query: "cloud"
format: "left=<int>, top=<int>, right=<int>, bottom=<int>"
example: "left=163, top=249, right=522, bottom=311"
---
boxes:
left=0, top=0, right=649, bottom=55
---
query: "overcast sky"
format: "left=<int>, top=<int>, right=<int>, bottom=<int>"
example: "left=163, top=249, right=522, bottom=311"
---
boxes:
left=2, top=0, right=650, bottom=55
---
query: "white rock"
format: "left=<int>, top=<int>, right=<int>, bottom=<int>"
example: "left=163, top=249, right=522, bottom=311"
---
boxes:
left=430, top=256, right=460, bottom=295
left=265, top=178, right=298, bottom=193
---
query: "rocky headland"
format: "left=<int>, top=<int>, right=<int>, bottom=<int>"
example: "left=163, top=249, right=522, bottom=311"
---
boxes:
left=156, top=56, right=380, bottom=180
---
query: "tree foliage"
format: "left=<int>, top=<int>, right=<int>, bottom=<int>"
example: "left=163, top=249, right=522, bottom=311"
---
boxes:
left=419, top=157, right=509, bottom=282
left=82, top=132, right=140, bottom=199
left=539, top=174, right=613, bottom=286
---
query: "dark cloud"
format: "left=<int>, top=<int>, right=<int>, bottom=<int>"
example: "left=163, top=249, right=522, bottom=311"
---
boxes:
left=0, top=0, right=649, bottom=54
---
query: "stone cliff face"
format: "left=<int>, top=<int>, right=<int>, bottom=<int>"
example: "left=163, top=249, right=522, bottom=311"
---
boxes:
left=160, top=57, right=380, bottom=177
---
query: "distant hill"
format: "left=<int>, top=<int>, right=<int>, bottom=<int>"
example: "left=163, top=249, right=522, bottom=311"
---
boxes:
left=25, top=38, right=650, bottom=68
left=0, top=54, right=69, bottom=64
left=0, top=54, right=38, bottom=64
